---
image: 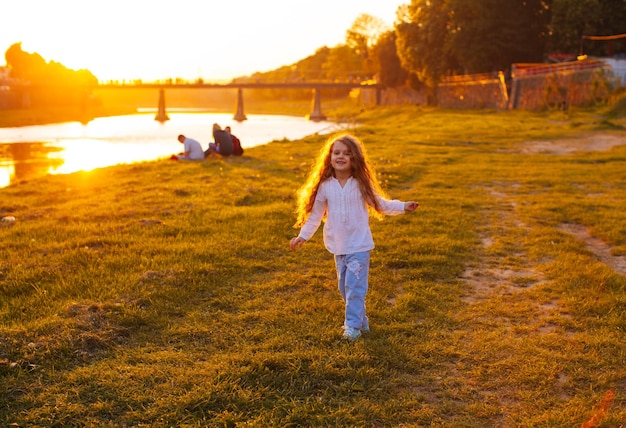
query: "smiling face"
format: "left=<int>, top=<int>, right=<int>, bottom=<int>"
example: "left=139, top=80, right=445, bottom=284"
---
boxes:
left=330, top=140, right=353, bottom=177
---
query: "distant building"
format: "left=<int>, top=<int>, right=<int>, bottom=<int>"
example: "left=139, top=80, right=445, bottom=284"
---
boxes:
left=0, top=66, right=15, bottom=109
left=0, top=66, right=9, bottom=85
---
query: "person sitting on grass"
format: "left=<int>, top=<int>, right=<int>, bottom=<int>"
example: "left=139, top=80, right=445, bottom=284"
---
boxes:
left=205, top=123, right=234, bottom=157
left=171, top=134, right=204, bottom=160
left=225, top=126, right=244, bottom=156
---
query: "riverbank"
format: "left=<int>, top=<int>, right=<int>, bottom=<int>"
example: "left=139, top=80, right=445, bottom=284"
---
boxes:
left=1, top=106, right=625, bottom=426
left=0, top=112, right=342, bottom=188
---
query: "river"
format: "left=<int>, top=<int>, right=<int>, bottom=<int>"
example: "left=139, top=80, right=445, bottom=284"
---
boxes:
left=0, top=111, right=339, bottom=188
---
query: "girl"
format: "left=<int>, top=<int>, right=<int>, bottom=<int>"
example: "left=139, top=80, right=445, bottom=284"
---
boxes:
left=290, top=134, right=419, bottom=342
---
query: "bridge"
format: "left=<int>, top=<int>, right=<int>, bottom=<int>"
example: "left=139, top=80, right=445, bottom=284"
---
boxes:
left=98, top=81, right=384, bottom=122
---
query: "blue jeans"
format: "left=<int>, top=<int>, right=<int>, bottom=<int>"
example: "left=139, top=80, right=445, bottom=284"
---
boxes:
left=334, top=251, right=370, bottom=330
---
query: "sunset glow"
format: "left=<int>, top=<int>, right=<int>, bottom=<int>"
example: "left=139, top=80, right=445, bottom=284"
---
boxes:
left=0, top=113, right=336, bottom=187
left=0, top=165, right=12, bottom=188
left=47, top=139, right=133, bottom=175
left=2, top=0, right=406, bottom=82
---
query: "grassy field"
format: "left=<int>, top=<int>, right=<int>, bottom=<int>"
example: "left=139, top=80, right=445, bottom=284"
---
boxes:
left=0, top=105, right=625, bottom=426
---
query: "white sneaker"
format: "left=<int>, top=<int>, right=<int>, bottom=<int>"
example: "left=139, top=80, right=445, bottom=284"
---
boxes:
left=342, top=327, right=362, bottom=342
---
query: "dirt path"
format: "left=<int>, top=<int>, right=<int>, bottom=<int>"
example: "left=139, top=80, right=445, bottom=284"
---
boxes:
left=516, top=132, right=626, bottom=155
left=462, top=131, right=626, bottom=303
left=454, top=131, right=626, bottom=421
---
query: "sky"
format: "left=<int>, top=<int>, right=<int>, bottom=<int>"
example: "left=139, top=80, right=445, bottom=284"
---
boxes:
left=1, top=0, right=407, bottom=83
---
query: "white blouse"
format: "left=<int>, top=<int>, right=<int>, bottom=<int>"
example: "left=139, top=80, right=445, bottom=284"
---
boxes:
left=298, top=177, right=406, bottom=255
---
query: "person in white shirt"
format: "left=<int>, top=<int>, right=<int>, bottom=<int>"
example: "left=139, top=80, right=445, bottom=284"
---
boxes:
left=290, top=134, right=419, bottom=342
left=173, top=134, right=205, bottom=160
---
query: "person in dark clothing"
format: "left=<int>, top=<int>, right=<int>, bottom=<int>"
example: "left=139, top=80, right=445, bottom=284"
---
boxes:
left=225, top=126, right=244, bottom=156
left=205, top=123, right=233, bottom=157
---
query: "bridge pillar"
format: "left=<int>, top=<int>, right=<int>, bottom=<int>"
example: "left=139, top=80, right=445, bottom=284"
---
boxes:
left=306, top=88, right=326, bottom=122
left=233, top=88, right=247, bottom=122
left=155, top=89, right=169, bottom=122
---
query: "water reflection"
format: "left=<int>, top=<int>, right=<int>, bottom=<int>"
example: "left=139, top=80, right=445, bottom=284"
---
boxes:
left=0, top=112, right=338, bottom=188
left=0, top=142, right=65, bottom=187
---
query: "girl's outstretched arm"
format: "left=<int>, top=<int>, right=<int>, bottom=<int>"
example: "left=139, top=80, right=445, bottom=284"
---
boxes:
left=404, top=201, right=419, bottom=212
left=290, top=236, right=306, bottom=251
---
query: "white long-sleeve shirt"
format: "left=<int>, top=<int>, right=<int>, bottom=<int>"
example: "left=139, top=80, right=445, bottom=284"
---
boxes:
left=298, top=176, right=406, bottom=255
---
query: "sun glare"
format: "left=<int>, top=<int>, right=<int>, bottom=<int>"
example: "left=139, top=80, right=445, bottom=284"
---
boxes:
left=48, top=139, right=124, bottom=175
left=47, top=138, right=172, bottom=176
left=0, top=165, right=12, bottom=188
left=3, top=1, right=406, bottom=82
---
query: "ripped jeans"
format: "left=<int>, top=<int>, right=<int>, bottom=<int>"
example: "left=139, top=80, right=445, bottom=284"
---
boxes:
left=334, top=251, right=371, bottom=330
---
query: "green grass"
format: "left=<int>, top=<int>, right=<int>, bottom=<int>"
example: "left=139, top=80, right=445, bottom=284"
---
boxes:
left=1, top=106, right=625, bottom=426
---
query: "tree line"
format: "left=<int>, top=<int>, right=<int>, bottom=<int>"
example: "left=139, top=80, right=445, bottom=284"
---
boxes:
left=3, top=42, right=98, bottom=109
left=253, top=0, right=625, bottom=95
left=3, top=0, right=625, bottom=109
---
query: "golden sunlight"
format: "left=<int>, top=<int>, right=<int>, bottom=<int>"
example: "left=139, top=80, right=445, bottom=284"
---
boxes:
left=0, top=165, right=12, bottom=188
left=48, top=139, right=165, bottom=175
left=48, top=139, right=118, bottom=175
left=3, top=0, right=405, bottom=82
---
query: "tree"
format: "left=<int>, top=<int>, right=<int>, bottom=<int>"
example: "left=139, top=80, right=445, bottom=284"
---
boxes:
left=346, top=14, right=389, bottom=54
left=346, top=14, right=390, bottom=78
left=596, top=0, right=626, bottom=55
left=548, top=0, right=626, bottom=56
left=5, top=42, right=97, bottom=87
left=322, top=44, right=366, bottom=81
left=296, top=47, right=331, bottom=80
left=395, top=0, right=454, bottom=89
left=548, top=0, right=599, bottom=55
left=4, top=42, right=98, bottom=108
left=5, top=42, right=48, bottom=82
left=448, top=0, right=550, bottom=73
left=396, top=0, right=552, bottom=97
left=371, top=31, right=409, bottom=87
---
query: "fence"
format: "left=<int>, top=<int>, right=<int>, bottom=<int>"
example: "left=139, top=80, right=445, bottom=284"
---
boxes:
left=508, top=59, right=614, bottom=110
left=437, top=72, right=508, bottom=109
left=369, top=58, right=619, bottom=111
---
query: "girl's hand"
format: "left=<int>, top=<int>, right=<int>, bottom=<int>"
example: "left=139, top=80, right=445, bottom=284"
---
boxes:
left=404, top=201, right=419, bottom=212
left=290, top=237, right=305, bottom=251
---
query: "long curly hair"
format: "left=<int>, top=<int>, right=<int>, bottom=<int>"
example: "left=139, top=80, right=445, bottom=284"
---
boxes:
left=294, top=134, right=388, bottom=227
